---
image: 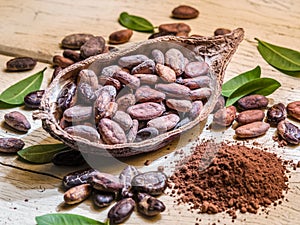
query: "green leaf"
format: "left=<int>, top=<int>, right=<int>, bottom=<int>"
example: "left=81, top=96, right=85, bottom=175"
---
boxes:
left=0, top=68, right=46, bottom=105
left=222, top=66, right=261, bottom=97
left=255, top=38, right=300, bottom=72
left=225, top=77, right=281, bottom=106
left=119, top=12, right=154, bottom=32
left=17, top=143, right=68, bottom=164
left=35, top=213, right=109, bottom=225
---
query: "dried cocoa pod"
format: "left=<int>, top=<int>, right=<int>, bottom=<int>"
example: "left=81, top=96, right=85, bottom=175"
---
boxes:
left=108, top=198, right=135, bottom=224
left=119, top=165, right=140, bottom=197
left=136, top=192, right=166, bottom=216
left=57, top=81, right=77, bottom=110
left=135, top=86, right=166, bottom=103
left=177, top=76, right=211, bottom=89
left=135, top=127, right=160, bottom=142
left=172, top=5, right=199, bottom=19
left=214, top=28, right=231, bottom=36
left=101, top=65, right=122, bottom=77
left=212, top=95, right=225, bottom=113
left=93, top=190, right=115, bottom=208
left=63, top=49, right=81, bottom=62
left=109, top=29, right=133, bottom=44
left=98, top=118, right=127, bottom=144
left=113, top=70, right=140, bottom=89
left=133, top=74, right=158, bottom=85
left=148, top=31, right=176, bottom=39
left=267, top=103, right=287, bottom=125
left=98, top=76, right=122, bottom=91
left=165, top=48, right=185, bottom=76
left=184, top=62, right=209, bottom=78
left=77, top=82, right=96, bottom=104
left=116, top=93, right=136, bottom=111
left=61, top=33, right=94, bottom=49
left=52, top=148, right=85, bottom=166
left=188, top=100, right=203, bottom=120
left=112, top=111, right=133, bottom=131
left=147, top=114, right=180, bottom=133
left=277, top=120, right=300, bottom=145
left=0, top=138, right=25, bottom=153
left=24, top=90, right=45, bottom=109
left=89, top=171, right=124, bottom=192
left=190, top=87, right=212, bottom=101
left=80, top=36, right=106, bottom=59
left=131, top=171, right=168, bottom=196
left=62, top=168, right=97, bottom=189
left=166, top=99, right=192, bottom=112
left=159, top=23, right=191, bottom=36
left=155, top=83, right=191, bottom=99
left=63, top=105, right=92, bottom=122
left=287, top=101, right=300, bottom=121
left=94, top=85, right=117, bottom=121
left=126, top=119, right=139, bottom=143
left=235, top=121, right=270, bottom=138
left=155, top=63, right=176, bottom=82
left=6, top=57, right=37, bottom=71
left=64, top=183, right=92, bottom=204
left=118, top=54, right=149, bottom=69
left=151, top=49, right=164, bottom=65
left=4, top=111, right=31, bottom=132
left=213, top=106, right=237, bottom=127
left=77, top=69, right=99, bottom=90
left=236, top=109, right=265, bottom=125
left=64, top=125, right=100, bottom=142
left=237, top=94, right=269, bottom=111
left=127, top=102, right=165, bottom=120
left=52, top=55, right=74, bottom=68
left=131, top=59, right=155, bottom=74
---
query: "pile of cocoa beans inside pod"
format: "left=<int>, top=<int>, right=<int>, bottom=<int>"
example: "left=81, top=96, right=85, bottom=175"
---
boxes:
left=62, top=166, right=167, bottom=224
left=212, top=94, right=300, bottom=145
left=57, top=45, right=213, bottom=145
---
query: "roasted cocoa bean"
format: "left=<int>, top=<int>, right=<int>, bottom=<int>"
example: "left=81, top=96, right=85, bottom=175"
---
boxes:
left=98, top=76, right=122, bottom=90
left=80, top=36, right=106, bottom=59
left=136, top=192, right=166, bottom=216
left=94, top=85, right=117, bottom=121
left=4, top=111, right=31, bottom=132
left=267, top=103, right=287, bottom=125
left=52, top=148, right=85, bottom=166
left=63, top=49, right=81, bottom=62
left=212, top=95, right=225, bottom=113
left=112, top=111, right=133, bottom=131
left=0, top=138, right=25, bottom=153
left=61, top=33, right=94, bottom=49
left=63, top=168, right=97, bottom=189
left=133, top=74, right=158, bottom=85
left=101, top=65, right=122, bottom=77
left=287, top=101, right=300, bottom=121
left=135, top=127, right=160, bottom=142
left=108, top=198, right=135, bottom=224
left=119, top=165, right=140, bottom=197
left=64, top=183, right=92, bottom=204
left=277, top=120, right=300, bottom=145
left=235, top=121, right=270, bottom=138
left=116, top=93, right=136, bottom=111
left=89, top=171, right=124, bottom=192
left=113, top=70, right=140, bottom=89
left=214, top=28, right=231, bottom=36
left=190, top=87, right=212, bottom=101
left=77, top=69, right=99, bottom=90
left=109, top=29, right=133, bottom=44
left=237, top=94, right=269, bottom=111
left=131, top=171, right=168, bottom=196
left=148, top=31, right=176, bottom=39
left=93, top=190, right=115, bottom=208
left=131, top=59, right=155, bottom=74
left=165, top=48, right=185, bottom=76
left=213, top=106, right=236, bottom=127
left=151, top=49, right=165, bottom=65
left=135, top=85, right=166, bottom=103
left=57, top=81, right=77, bottom=110
left=155, top=63, right=176, bottom=82
left=236, top=109, right=265, bottom=125
left=177, top=75, right=211, bottom=89
left=147, top=114, right=180, bottom=133
left=127, top=102, right=165, bottom=120
left=77, top=82, right=96, bottom=104
left=166, top=99, right=192, bottom=112
left=64, top=125, right=100, bottom=142
left=24, top=90, right=45, bottom=109
left=188, top=100, right=203, bottom=120
left=159, top=23, right=191, bottom=36
left=155, top=83, right=191, bottom=99
left=98, top=118, right=127, bottom=144
left=118, top=54, right=149, bottom=69
left=126, top=119, right=139, bottom=143
left=63, top=105, right=92, bottom=122
left=172, top=5, right=199, bottom=19
left=184, top=61, right=209, bottom=77
left=6, top=57, right=37, bottom=71
left=52, top=55, right=74, bottom=68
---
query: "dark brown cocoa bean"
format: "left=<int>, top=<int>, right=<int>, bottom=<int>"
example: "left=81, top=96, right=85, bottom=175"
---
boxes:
left=133, top=74, right=158, bottom=85
left=109, top=29, right=133, bottom=44
left=190, top=87, right=212, bottom=101
left=213, top=106, right=236, bottom=127
left=147, top=114, right=180, bottom=133
left=108, top=198, right=135, bottom=224
left=148, top=31, right=176, bottom=39
left=64, top=183, right=92, bottom=204
left=155, top=83, right=191, bottom=99
left=24, top=90, right=45, bottom=109
left=89, top=171, right=124, bottom=192
left=61, top=33, right=94, bottom=49
left=166, top=99, right=192, bottom=112
left=6, top=57, right=37, bottom=71
left=118, top=54, right=149, bottom=69
left=136, top=192, right=166, bottom=216
left=80, top=36, right=106, bottom=59
left=98, top=76, right=122, bottom=90
left=131, top=59, right=155, bottom=74
left=64, top=125, right=100, bottom=142
left=135, top=127, right=160, bottom=142
left=287, top=101, right=300, bottom=121
left=126, top=119, right=139, bottom=143
left=159, top=23, right=191, bottom=36
left=151, top=49, right=165, bottom=65
left=52, top=55, right=74, bottom=68
left=113, top=70, right=140, bottom=89
left=188, top=100, right=203, bottom=120
left=62, top=168, right=97, bottom=189
left=237, top=94, right=269, bottom=111
left=119, top=165, right=140, bottom=197
left=236, top=109, right=265, bottom=125
left=0, top=138, right=25, bottom=153
left=57, top=81, right=77, bottom=111
left=112, top=111, right=133, bottom=131
left=177, top=76, right=211, bottom=89
left=4, top=111, right=31, bottom=132
left=212, top=95, right=225, bottom=113
left=165, top=48, right=185, bottom=76
left=156, top=63, right=176, bottom=82
left=77, top=69, right=99, bottom=90
left=77, top=82, right=96, bottom=104
left=172, top=5, right=199, bottom=19
left=116, top=93, right=136, bottom=111
left=277, top=120, right=300, bottom=145
left=214, top=28, right=231, bottom=36
left=235, top=121, right=270, bottom=138
left=101, top=65, right=122, bottom=77
left=184, top=61, right=209, bottom=77
left=267, top=103, right=287, bottom=125
left=127, top=102, right=165, bottom=120
left=63, top=49, right=81, bottom=62
left=52, top=148, right=85, bottom=166
left=135, top=86, right=166, bottom=103
left=51, top=66, right=62, bottom=82
left=63, top=105, right=92, bottom=122
left=93, top=190, right=115, bottom=208
left=94, top=85, right=117, bottom=121
left=98, top=118, right=127, bottom=144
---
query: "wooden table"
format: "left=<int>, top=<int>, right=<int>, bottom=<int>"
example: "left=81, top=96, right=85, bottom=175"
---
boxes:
left=0, top=0, right=300, bottom=224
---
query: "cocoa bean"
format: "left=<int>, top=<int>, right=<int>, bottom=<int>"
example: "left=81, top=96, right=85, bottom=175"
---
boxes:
left=136, top=192, right=166, bottom=216
left=77, top=82, right=96, bottom=104
left=165, top=48, right=185, bottom=76
left=159, top=23, right=191, bottom=36
left=94, top=85, right=117, bottom=121
left=80, top=36, right=106, bottom=59
left=113, top=70, right=140, bottom=89
left=155, top=63, right=176, bottom=82
left=127, top=102, right=165, bottom=120
left=98, top=76, right=122, bottom=90
left=277, top=120, right=300, bottom=145
left=63, top=49, right=81, bottom=62
left=0, top=138, right=25, bottom=153
left=188, top=100, right=203, bottom=120
left=61, top=33, right=94, bottom=49
left=63, top=105, right=92, bottom=122
left=190, top=87, right=212, bottom=101
left=166, top=99, right=193, bottom=112
left=148, top=31, right=176, bottom=39
left=88, top=171, right=124, bottom=192
left=4, top=111, right=31, bottom=132
left=64, top=125, right=100, bottom=142
left=155, top=83, right=191, bottom=99
left=6, top=57, right=37, bottom=71
left=287, top=101, right=300, bottom=121
left=77, top=69, right=99, bottom=90
left=108, top=198, right=135, bottom=224
left=151, top=49, right=165, bottom=65
left=172, top=5, right=199, bottom=19
left=119, top=165, right=140, bottom=197
left=177, top=75, right=211, bottom=89
left=52, top=55, right=74, bottom=68
left=135, top=85, right=166, bottom=103
left=24, top=90, right=45, bottom=109
left=52, top=148, right=85, bottom=166
left=235, top=121, right=270, bottom=138
left=101, top=65, right=122, bottom=77
left=135, top=127, right=160, bottom=142
left=213, top=106, right=236, bottom=127
left=116, top=93, right=136, bottom=111
left=267, top=103, right=287, bottom=125
left=237, top=94, right=269, bottom=111
left=236, top=109, right=265, bottom=125
left=57, top=81, right=77, bottom=111
left=147, top=114, right=180, bottom=133
left=62, top=168, right=97, bottom=189
left=93, top=190, right=115, bottom=208
left=64, top=183, right=92, bottom=204
left=214, top=28, right=231, bottom=36
left=131, top=59, right=155, bottom=74
left=112, top=111, right=133, bottom=131
left=118, top=54, right=149, bottom=69
left=133, top=74, right=158, bottom=85
left=184, top=61, right=209, bottom=78
left=98, top=118, right=127, bottom=144
left=126, top=119, right=139, bottom=143
left=109, top=29, right=133, bottom=44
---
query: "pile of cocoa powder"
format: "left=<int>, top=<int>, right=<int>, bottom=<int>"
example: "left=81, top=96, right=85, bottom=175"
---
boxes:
left=169, top=141, right=289, bottom=222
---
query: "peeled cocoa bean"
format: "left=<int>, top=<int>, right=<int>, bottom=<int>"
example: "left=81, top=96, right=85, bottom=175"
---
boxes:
left=116, top=93, right=136, bottom=111
left=6, top=57, right=37, bottom=71
left=151, top=49, right=164, bottom=65
left=287, top=101, right=300, bottom=121
left=135, top=85, right=166, bottom=103
left=131, top=59, right=155, bottom=74
left=126, top=119, right=139, bottom=143
left=52, top=55, right=74, bottom=68
left=166, top=99, right=192, bottom=112
left=109, top=29, right=133, bottom=44
left=98, top=118, right=127, bottom=144
left=113, top=70, right=140, bottom=89
left=213, top=106, right=236, bottom=127
left=188, top=100, right=203, bottom=120
left=184, top=62, right=209, bottom=77
left=61, top=33, right=94, bottom=49
left=237, top=94, right=269, bottom=111
left=112, top=111, right=133, bottom=131
left=4, top=111, right=31, bottom=132
left=63, top=105, right=92, bottom=122
left=172, top=5, right=199, bottom=19
left=80, top=36, right=106, bottom=59
left=267, top=103, right=287, bottom=125
left=24, top=90, right=45, bottom=109
left=177, top=76, right=211, bottom=89
left=147, top=114, right=180, bottom=133
left=136, top=192, right=166, bottom=216
left=77, top=69, right=99, bottom=90
left=155, top=63, right=176, bottom=82
left=64, top=125, right=100, bottom=142
left=64, top=183, right=92, bottom=204
left=133, top=74, right=158, bottom=85
left=108, top=198, right=135, bottom=224
left=127, top=102, right=165, bottom=120
left=135, top=127, right=160, bottom=142
left=277, top=120, right=300, bottom=145
left=0, top=138, right=25, bottom=153
left=155, top=83, right=191, bottom=99
left=236, top=109, right=265, bottom=125
left=235, top=121, right=270, bottom=138
left=165, top=48, right=185, bottom=76
left=118, top=54, right=149, bottom=69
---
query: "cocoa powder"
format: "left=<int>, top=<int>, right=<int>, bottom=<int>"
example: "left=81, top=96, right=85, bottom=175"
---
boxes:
left=169, top=141, right=288, bottom=222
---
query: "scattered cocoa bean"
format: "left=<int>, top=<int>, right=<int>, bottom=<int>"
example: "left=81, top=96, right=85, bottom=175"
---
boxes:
left=64, top=125, right=100, bottom=142
left=4, top=111, right=31, bottom=132
left=148, top=31, right=176, bottom=39
left=88, top=171, right=124, bottom=192
left=52, top=148, right=85, bottom=166
left=109, top=29, right=133, bottom=44
left=63, top=49, right=81, bottom=62
left=80, top=36, right=106, bottom=59
left=93, top=190, right=115, bottom=208
left=166, top=99, right=192, bottom=112
left=127, top=102, right=165, bottom=120
left=63, top=105, right=92, bottom=122
left=159, top=23, right=191, bottom=36
left=24, top=90, right=45, bottom=109
left=155, top=63, right=176, bottom=82
left=98, top=118, right=127, bottom=144
left=61, top=33, right=94, bottom=49
left=6, top=57, right=37, bottom=71
left=214, top=28, right=231, bottom=36
left=136, top=192, right=166, bottom=216
left=0, top=138, right=25, bottom=153
left=237, top=94, right=268, bottom=111
left=147, top=114, right=180, bottom=133
left=267, top=103, right=287, bottom=125
left=135, top=85, right=166, bottom=103
left=108, top=198, right=135, bottom=224
left=64, top=183, right=92, bottom=204
left=62, top=168, right=97, bottom=189
left=172, top=5, right=199, bottom=19
left=118, top=54, right=149, bottom=69
left=213, top=106, right=237, bottom=127
left=132, top=59, right=155, bottom=74
left=236, top=109, right=265, bottom=125
left=287, top=101, right=300, bottom=121
left=277, top=120, right=300, bottom=145
left=235, top=121, right=270, bottom=138
left=52, top=55, right=74, bottom=68
left=135, top=127, right=160, bottom=142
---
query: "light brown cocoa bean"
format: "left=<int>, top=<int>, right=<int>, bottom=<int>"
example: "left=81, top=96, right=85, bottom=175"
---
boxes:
left=126, top=119, right=139, bottom=143
left=0, top=138, right=25, bottom=153
left=61, top=33, right=94, bottom=49
left=109, top=29, right=133, bottom=44
left=135, top=127, right=160, bottom=142
left=136, top=192, right=166, bottom=216
left=77, top=69, right=99, bottom=90
left=131, top=59, right=155, bottom=74
left=177, top=76, right=211, bottom=89
left=80, top=36, right=106, bottom=59
left=159, top=23, right=191, bottom=36
left=101, top=65, right=122, bottom=77
left=112, top=111, right=133, bottom=131
left=189, top=87, right=212, bottom=101
left=94, top=85, right=117, bottom=121
left=116, top=93, right=136, bottom=111
left=98, top=118, right=127, bottom=144
left=236, top=109, right=265, bottom=125
left=118, top=54, right=149, bottom=69
left=98, top=76, right=122, bottom=90
left=52, top=55, right=74, bottom=68
left=166, top=99, right=192, bottom=112
left=4, top=111, right=31, bottom=132
left=155, top=83, right=191, bottom=99
left=135, top=85, right=166, bottom=103
left=165, top=48, right=185, bottom=76
left=172, top=5, right=199, bottom=19
left=147, top=114, right=180, bottom=133
left=63, top=105, right=93, bottom=122
left=235, top=121, right=270, bottom=138
left=214, top=28, right=231, bottom=36
left=64, top=125, right=100, bottom=142
left=155, top=64, right=176, bottom=82
left=64, top=184, right=92, bottom=204
left=277, top=120, right=300, bottom=145
left=188, top=100, right=203, bottom=120
left=127, top=102, right=165, bottom=120
left=113, top=70, right=140, bottom=89
left=151, top=49, right=164, bottom=65
left=287, top=101, right=300, bottom=121
left=6, top=57, right=37, bottom=71
left=184, top=62, right=209, bottom=77
left=213, top=106, right=236, bottom=127
left=237, top=94, right=269, bottom=111
left=89, top=171, right=124, bottom=192
left=133, top=74, right=158, bottom=85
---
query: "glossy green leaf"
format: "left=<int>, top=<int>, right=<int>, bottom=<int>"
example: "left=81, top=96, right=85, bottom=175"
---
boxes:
left=0, top=67, right=46, bottom=105
left=222, top=66, right=261, bottom=97
left=17, top=143, right=68, bottom=164
left=255, top=38, right=300, bottom=72
left=119, top=12, right=154, bottom=32
left=225, top=77, right=281, bottom=106
left=35, top=213, right=109, bottom=225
